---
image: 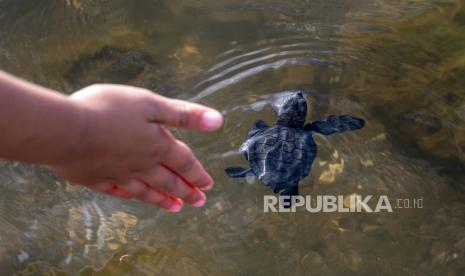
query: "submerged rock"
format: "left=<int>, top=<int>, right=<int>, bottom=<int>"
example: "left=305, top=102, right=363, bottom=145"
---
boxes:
left=64, top=46, right=175, bottom=93
left=342, top=1, right=465, bottom=169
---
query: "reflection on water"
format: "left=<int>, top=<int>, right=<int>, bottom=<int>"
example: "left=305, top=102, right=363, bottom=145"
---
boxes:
left=1, top=0, right=465, bottom=274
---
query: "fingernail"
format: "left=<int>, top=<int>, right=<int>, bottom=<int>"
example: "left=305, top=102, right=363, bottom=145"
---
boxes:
left=201, top=110, right=223, bottom=130
left=202, top=182, right=213, bottom=191
left=167, top=201, right=183, bottom=213
left=192, top=197, right=206, bottom=207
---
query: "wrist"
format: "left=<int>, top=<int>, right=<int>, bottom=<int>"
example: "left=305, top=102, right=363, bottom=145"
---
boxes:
left=45, top=98, right=93, bottom=166
left=0, top=72, right=94, bottom=165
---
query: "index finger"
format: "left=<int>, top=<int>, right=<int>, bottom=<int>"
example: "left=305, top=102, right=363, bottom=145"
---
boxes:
left=149, top=94, right=223, bottom=131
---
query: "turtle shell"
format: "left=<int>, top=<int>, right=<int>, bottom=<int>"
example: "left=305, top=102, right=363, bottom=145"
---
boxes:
left=246, top=125, right=316, bottom=192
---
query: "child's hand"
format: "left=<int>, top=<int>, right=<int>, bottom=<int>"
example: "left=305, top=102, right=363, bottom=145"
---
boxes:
left=50, top=84, right=223, bottom=212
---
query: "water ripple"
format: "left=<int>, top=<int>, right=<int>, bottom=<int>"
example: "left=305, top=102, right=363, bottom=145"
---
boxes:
left=192, top=56, right=341, bottom=101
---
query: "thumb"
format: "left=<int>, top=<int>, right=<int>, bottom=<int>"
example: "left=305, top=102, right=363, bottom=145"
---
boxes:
left=150, top=95, right=223, bottom=131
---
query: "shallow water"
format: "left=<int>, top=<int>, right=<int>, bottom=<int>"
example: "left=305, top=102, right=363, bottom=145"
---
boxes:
left=1, top=0, right=465, bottom=274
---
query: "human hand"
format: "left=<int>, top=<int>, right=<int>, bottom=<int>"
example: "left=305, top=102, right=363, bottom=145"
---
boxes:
left=50, top=84, right=223, bottom=212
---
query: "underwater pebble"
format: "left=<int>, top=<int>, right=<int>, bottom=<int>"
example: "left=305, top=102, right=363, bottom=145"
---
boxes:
left=245, top=172, right=255, bottom=184
left=17, top=250, right=29, bottom=263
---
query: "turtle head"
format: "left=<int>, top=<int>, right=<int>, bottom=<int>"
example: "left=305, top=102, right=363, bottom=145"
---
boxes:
left=275, top=91, right=307, bottom=128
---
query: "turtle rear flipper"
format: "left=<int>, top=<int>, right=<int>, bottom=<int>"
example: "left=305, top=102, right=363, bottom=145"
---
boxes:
left=305, top=115, right=365, bottom=135
left=279, top=185, right=299, bottom=209
left=225, top=167, right=252, bottom=178
left=281, top=185, right=299, bottom=197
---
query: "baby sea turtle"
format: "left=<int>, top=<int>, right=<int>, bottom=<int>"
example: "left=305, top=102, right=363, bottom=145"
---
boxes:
left=225, top=91, right=365, bottom=199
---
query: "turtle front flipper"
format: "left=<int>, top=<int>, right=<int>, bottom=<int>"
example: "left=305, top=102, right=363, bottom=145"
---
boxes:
left=247, top=119, right=269, bottom=139
left=225, top=167, right=253, bottom=178
left=304, top=115, right=365, bottom=135
left=239, top=120, right=269, bottom=159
